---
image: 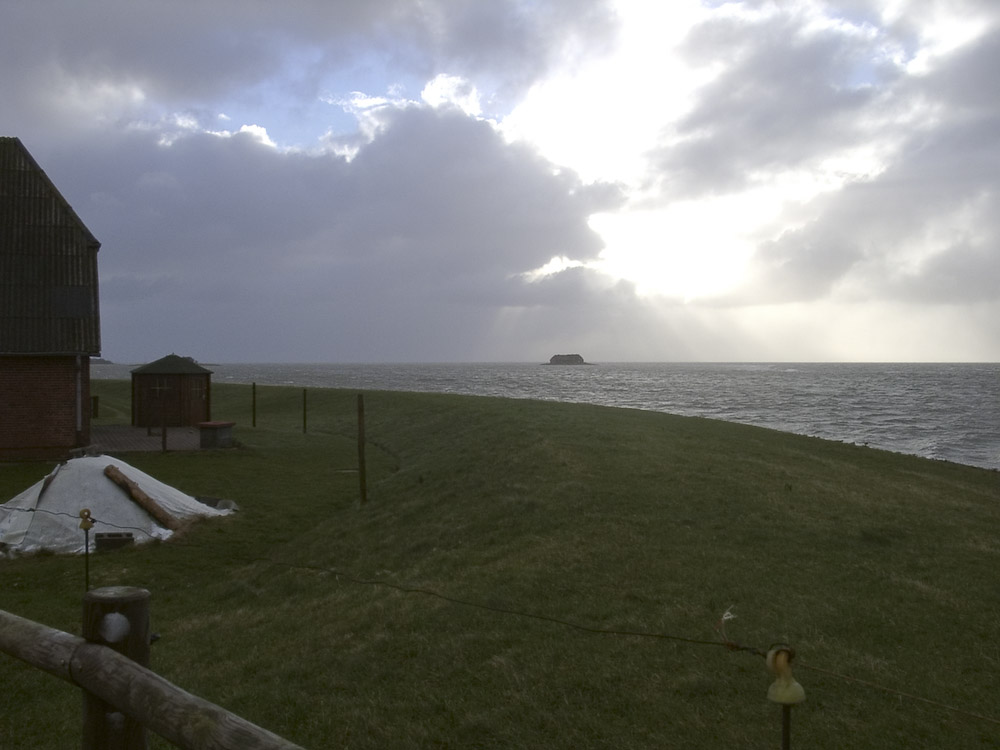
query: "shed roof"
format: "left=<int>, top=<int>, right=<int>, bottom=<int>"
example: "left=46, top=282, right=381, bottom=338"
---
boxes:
left=131, top=354, right=213, bottom=375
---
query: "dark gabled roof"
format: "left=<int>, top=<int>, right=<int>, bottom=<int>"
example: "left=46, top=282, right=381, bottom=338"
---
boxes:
left=1, top=136, right=101, bottom=355
left=0, top=137, right=100, bottom=249
left=131, top=354, right=213, bottom=375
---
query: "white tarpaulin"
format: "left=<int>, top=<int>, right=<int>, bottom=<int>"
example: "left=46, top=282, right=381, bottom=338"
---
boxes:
left=0, top=455, right=231, bottom=556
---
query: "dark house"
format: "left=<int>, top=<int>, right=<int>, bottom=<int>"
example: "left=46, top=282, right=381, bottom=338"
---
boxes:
left=0, top=137, right=101, bottom=459
left=131, top=354, right=212, bottom=428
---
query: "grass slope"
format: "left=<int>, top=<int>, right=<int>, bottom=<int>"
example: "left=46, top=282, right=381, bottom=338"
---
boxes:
left=1, top=380, right=998, bottom=749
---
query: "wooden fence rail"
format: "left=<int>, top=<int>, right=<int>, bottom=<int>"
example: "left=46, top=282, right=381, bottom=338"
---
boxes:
left=0, top=596, right=305, bottom=750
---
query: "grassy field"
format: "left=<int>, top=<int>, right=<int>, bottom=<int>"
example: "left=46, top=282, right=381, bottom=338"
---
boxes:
left=1, top=379, right=998, bottom=749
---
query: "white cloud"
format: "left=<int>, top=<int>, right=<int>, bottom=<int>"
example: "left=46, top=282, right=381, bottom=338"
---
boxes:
left=881, top=0, right=995, bottom=74
left=421, top=74, right=482, bottom=116
left=50, top=69, right=148, bottom=127
left=320, top=90, right=418, bottom=157
left=235, top=124, right=276, bottom=147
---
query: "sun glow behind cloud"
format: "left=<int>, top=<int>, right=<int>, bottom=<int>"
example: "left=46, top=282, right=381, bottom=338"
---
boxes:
left=500, top=2, right=715, bottom=187
left=587, top=204, right=752, bottom=300
left=421, top=74, right=483, bottom=117
left=499, top=1, right=906, bottom=302
left=48, top=0, right=921, bottom=306
left=881, top=0, right=994, bottom=74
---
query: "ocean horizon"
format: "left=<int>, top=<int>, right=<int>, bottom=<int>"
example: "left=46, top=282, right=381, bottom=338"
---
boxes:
left=93, top=361, right=1000, bottom=471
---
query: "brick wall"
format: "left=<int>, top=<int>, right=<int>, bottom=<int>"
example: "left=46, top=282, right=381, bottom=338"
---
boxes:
left=0, top=355, right=90, bottom=458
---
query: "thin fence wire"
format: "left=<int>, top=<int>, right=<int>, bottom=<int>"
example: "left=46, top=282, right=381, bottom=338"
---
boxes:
left=3, top=504, right=999, bottom=730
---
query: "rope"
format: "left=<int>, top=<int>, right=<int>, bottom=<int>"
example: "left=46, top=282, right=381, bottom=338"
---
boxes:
left=797, top=662, right=1000, bottom=727
left=4, top=506, right=999, bottom=730
left=258, top=557, right=754, bottom=651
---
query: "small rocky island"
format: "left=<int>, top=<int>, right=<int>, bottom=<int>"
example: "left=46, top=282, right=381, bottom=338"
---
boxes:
left=546, top=354, right=591, bottom=365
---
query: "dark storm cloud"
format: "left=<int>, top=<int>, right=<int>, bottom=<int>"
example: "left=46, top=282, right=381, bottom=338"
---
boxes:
left=0, top=0, right=643, bottom=362
left=407, top=0, right=619, bottom=99
left=0, top=0, right=617, bottom=126
left=36, top=106, right=624, bottom=362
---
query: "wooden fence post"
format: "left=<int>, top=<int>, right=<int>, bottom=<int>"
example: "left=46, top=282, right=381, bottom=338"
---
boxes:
left=1, top=608, right=306, bottom=750
left=161, top=407, right=168, bottom=453
left=252, top=382, right=257, bottom=428
left=357, top=394, right=367, bottom=505
left=82, top=586, right=151, bottom=750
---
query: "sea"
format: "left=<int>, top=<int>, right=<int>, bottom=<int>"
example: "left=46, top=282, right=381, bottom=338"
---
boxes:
left=92, top=362, right=1000, bottom=472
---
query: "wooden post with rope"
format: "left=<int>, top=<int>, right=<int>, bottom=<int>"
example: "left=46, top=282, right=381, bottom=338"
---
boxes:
left=0, top=604, right=305, bottom=749
left=357, top=393, right=367, bottom=505
left=79, top=509, right=93, bottom=591
left=81, top=586, right=151, bottom=750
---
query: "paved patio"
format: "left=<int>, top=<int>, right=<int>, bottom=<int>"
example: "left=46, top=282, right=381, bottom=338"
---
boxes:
left=90, top=425, right=202, bottom=453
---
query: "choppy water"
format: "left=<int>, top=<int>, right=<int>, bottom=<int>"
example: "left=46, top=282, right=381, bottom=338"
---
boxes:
left=93, top=362, right=1000, bottom=471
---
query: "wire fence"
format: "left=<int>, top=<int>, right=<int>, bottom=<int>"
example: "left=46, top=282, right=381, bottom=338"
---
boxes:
left=3, top=502, right=999, bottom=734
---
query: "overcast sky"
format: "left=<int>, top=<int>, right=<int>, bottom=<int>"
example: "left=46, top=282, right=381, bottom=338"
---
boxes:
left=3, top=0, right=998, bottom=362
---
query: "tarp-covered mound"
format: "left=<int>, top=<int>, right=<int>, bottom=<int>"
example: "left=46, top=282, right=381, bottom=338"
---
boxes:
left=0, top=455, right=232, bottom=556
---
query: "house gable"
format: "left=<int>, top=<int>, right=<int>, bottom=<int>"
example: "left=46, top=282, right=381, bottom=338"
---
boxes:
left=1, top=137, right=101, bottom=458
left=0, top=136, right=101, bottom=355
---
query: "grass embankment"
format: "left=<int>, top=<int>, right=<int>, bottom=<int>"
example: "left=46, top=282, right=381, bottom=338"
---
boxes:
left=1, top=381, right=998, bottom=749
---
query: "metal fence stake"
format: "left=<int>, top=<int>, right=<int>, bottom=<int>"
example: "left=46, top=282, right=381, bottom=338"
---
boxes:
left=766, top=644, right=806, bottom=749
left=79, top=509, right=93, bottom=591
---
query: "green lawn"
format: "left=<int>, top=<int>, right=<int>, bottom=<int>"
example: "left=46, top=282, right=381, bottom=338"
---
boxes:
left=1, top=380, right=998, bottom=749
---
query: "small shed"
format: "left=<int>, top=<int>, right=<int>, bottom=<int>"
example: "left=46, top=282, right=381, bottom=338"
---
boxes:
left=131, top=354, right=212, bottom=428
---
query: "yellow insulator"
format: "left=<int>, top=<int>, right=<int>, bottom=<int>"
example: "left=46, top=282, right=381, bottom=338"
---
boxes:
left=766, top=645, right=806, bottom=705
left=79, top=508, right=94, bottom=531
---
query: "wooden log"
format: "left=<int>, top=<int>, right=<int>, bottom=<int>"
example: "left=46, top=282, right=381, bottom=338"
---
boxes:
left=103, top=465, right=181, bottom=531
left=69, top=645, right=306, bottom=750
left=1, top=607, right=306, bottom=750
left=0, top=608, right=81, bottom=681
